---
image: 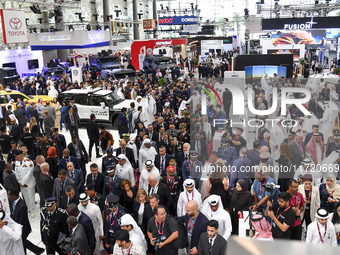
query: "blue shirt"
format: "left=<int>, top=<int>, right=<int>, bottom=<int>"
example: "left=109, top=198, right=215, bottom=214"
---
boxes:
left=253, top=176, right=280, bottom=211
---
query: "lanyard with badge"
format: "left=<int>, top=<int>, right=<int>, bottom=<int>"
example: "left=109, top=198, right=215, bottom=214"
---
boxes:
left=109, top=209, right=118, bottom=234
left=317, top=222, right=327, bottom=243
left=305, top=188, right=312, bottom=209
left=273, top=206, right=291, bottom=227
left=155, top=219, right=166, bottom=241
left=121, top=243, right=133, bottom=255
left=186, top=190, right=194, bottom=202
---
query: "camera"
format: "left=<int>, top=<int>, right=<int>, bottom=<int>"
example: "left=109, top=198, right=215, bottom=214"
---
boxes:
left=153, top=237, right=162, bottom=250
left=262, top=182, right=280, bottom=208
left=57, top=237, right=79, bottom=255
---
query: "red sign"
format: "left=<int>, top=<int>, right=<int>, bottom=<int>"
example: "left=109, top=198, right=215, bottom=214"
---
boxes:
left=143, top=19, right=156, bottom=30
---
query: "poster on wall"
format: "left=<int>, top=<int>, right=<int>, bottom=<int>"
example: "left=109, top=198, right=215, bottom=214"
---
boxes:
left=270, top=30, right=326, bottom=45
left=0, top=9, right=28, bottom=44
left=267, top=49, right=300, bottom=62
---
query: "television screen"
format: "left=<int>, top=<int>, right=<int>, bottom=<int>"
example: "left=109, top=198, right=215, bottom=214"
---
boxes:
left=28, top=59, right=39, bottom=70
left=2, top=62, right=16, bottom=68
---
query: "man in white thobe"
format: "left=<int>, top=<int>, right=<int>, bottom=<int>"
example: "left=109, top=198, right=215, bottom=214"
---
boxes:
left=320, top=103, right=334, bottom=142
left=201, top=194, right=232, bottom=240
left=177, top=179, right=202, bottom=217
left=139, top=160, right=160, bottom=192
left=306, top=208, right=337, bottom=246
left=139, top=139, right=157, bottom=172
left=78, top=193, right=105, bottom=255
left=14, top=150, right=36, bottom=218
left=293, top=158, right=321, bottom=187
left=115, top=154, right=135, bottom=186
left=269, top=118, right=286, bottom=161
left=119, top=214, right=147, bottom=252
left=305, top=133, right=325, bottom=166
left=0, top=210, right=25, bottom=255
left=304, top=114, right=320, bottom=134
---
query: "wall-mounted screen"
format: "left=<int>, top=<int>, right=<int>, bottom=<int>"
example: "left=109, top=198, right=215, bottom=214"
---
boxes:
left=2, top=62, right=16, bottom=68
left=28, top=59, right=39, bottom=70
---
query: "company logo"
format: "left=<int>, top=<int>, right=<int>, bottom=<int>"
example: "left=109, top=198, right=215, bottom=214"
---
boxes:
left=73, top=69, right=79, bottom=76
left=155, top=41, right=172, bottom=46
left=9, top=17, right=22, bottom=30
left=159, top=17, right=174, bottom=24
left=39, top=35, right=46, bottom=43
left=18, top=54, right=21, bottom=59
left=181, top=17, right=199, bottom=23
left=284, top=17, right=317, bottom=30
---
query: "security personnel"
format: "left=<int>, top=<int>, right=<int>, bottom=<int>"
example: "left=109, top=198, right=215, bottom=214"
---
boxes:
left=103, top=166, right=119, bottom=198
left=162, top=106, right=171, bottom=124
left=40, top=197, right=69, bottom=254
left=218, top=137, right=237, bottom=167
left=104, top=195, right=126, bottom=254
left=51, top=128, right=66, bottom=158
left=37, top=133, right=55, bottom=158
left=85, top=183, right=105, bottom=213
left=167, top=136, right=181, bottom=158
left=179, top=111, right=190, bottom=132
left=326, top=132, right=340, bottom=157
left=178, top=123, right=190, bottom=149
left=182, top=151, right=203, bottom=189
left=7, top=141, right=19, bottom=165
left=101, top=147, right=117, bottom=175
left=161, top=166, right=181, bottom=216
left=169, top=111, right=179, bottom=130
left=32, top=133, right=41, bottom=160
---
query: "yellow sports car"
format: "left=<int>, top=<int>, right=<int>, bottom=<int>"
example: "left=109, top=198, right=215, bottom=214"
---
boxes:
left=0, top=90, right=53, bottom=109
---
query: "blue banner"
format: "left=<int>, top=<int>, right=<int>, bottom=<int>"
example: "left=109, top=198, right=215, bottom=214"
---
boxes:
left=158, top=16, right=199, bottom=25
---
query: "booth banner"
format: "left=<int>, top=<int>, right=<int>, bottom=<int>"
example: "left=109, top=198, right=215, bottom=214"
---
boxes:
left=28, top=30, right=110, bottom=50
left=158, top=16, right=199, bottom=25
left=0, top=9, right=28, bottom=44
left=262, top=16, right=340, bottom=30
left=270, top=30, right=326, bottom=45
left=183, top=25, right=202, bottom=33
left=70, top=67, right=83, bottom=83
left=143, top=19, right=156, bottom=29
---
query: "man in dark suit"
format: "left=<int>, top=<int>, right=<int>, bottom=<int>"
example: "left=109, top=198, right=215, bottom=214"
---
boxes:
left=148, top=124, right=159, bottom=145
left=198, top=220, right=227, bottom=255
left=86, top=163, right=105, bottom=195
left=67, top=204, right=96, bottom=251
left=9, top=118, right=21, bottom=142
left=3, top=162, right=19, bottom=191
left=14, top=103, right=27, bottom=132
left=86, top=114, right=101, bottom=159
left=8, top=188, right=45, bottom=255
left=147, top=174, right=172, bottom=211
left=191, top=132, right=208, bottom=163
left=64, top=106, right=80, bottom=139
left=222, top=88, right=232, bottom=119
left=28, top=102, right=40, bottom=128
left=66, top=161, right=84, bottom=193
left=39, top=162, right=54, bottom=207
left=67, top=216, right=91, bottom=255
left=52, top=168, right=77, bottom=207
left=116, top=140, right=136, bottom=169
left=304, top=125, right=324, bottom=145
left=288, top=133, right=306, bottom=169
left=68, top=136, right=89, bottom=179
left=179, top=200, right=209, bottom=255
left=154, top=145, right=172, bottom=176
left=61, top=185, right=79, bottom=209
left=43, top=110, right=54, bottom=139
left=247, top=140, right=261, bottom=166
left=59, top=148, right=80, bottom=170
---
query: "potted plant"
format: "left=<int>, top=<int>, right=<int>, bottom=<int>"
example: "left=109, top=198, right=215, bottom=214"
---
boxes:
left=299, top=58, right=305, bottom=75
left=158, top=77, right=166, bottom=87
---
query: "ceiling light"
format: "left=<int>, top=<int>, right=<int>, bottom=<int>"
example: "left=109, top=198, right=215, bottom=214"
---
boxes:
left=86, top=24, right=91, bottom=31
left=69, top=25, right=74, bottom=32
left=50, top=26, right=55, bottom=33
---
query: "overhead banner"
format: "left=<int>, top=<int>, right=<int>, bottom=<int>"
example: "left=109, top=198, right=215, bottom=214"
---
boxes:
left=270, top=30, right=326, bottom=45
left=0, top=9, right=28, bottom=44
left=143, top=19, right=156, bottom=29
left=158, top=16, right=199, bottom=25
left=262, top=16, right=340, bottom=31
left=28, top=30, right=110, bottom=50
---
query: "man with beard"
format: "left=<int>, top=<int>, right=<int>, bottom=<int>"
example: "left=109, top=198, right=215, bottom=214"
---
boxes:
left=305, top=133, right=325, bottom=166
left=139, top=139, right=157, bottom=172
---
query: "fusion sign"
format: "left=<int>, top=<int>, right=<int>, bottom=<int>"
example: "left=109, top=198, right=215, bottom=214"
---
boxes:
left=158, top=16, right=199, bottom=25
left=0, top=9, right=28, bottom=44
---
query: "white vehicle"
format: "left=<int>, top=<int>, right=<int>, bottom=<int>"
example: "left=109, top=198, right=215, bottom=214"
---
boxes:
left=58, top=88, right=133, bottom=127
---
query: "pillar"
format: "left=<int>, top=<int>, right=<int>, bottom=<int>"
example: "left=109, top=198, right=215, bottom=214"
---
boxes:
left=153, top=0, right=157, bottom=38
left=103, top=0, right=110, bottom=18
left=133, top=0, right=140, bottom=40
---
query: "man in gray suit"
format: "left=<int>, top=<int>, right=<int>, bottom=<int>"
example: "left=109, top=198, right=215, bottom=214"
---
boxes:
left=198, top=220, right=227, bottom=255
left=288, top=132, right=306, bottom=169
left=44, top=101, right=56, bottom=121
left=52, top=169, right=76, bottom=207
left=43, top=110, right=55, bottom=139
left=67, top=216, right=91, bottom=255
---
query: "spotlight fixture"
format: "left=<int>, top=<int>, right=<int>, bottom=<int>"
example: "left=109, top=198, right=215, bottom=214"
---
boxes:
left=30, top=4, right=41, bottom=14
left=55, top=6, right=62, bottom=16
left=173, top=9, right=176, bottom=15
left=130, top=23, right=132, bottom=27
left=32, top=27, right=37, bottom=34
left=86, top=24, right=91, bottom=31
left=69, top=25, right=74, bottom=32
left=48, top=11, right=55, bottom=19
left=50, top=26, right=55, bottom=33
left=75, top=12, right=84, bottom=21
left=104, top=25, right=110, bottom=31
left=97, top=25, right=102, bottom=31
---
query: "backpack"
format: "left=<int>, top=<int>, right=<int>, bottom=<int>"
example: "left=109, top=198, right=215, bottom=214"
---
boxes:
left=166, top=216, right=188, bottom=249
left=134, top=112, right=141, bottom=126
left=102, top=130, right=114, bottom=146
left=127, top=108, right=134, bottom=124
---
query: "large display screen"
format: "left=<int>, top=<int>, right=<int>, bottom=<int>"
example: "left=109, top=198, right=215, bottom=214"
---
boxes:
left=28, top=59, right=39, bottom=70
left=270, top=30, right=326, bottom=45
left=245, top=65, right=287, bottom=79
left=326, top=29, right=340, bottom=39
left=2, top=62, right=16, bottom=68
left=267, top=49, right=300, bottom=62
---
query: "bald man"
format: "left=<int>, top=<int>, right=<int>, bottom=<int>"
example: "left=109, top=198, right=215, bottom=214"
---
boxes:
left=179, top=200, right=209, bottom=255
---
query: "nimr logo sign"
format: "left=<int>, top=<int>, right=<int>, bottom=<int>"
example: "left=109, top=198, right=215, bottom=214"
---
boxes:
left=284, top=17, right=317, bottom=30
left=158, top=16, right=199, bottom=25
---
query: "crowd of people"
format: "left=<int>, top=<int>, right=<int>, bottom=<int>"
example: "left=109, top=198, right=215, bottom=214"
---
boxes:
left=0, top=55, right=340, bottom=255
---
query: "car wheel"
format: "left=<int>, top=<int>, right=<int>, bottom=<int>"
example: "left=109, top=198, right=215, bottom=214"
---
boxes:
left=113, top=116, right=119, bottom=129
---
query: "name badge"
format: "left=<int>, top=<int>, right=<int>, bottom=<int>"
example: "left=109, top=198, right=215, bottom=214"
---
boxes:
left=272, top=222, right=276, bottom=227
left=160, top=235, right=166, bottom=241
left=109, top=229, right=114, bottom=233
left=188, top=232, right=192, bottom=237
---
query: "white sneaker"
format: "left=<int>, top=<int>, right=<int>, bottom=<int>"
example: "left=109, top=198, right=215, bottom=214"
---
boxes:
left=30, top=211, right=36, bottom=218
